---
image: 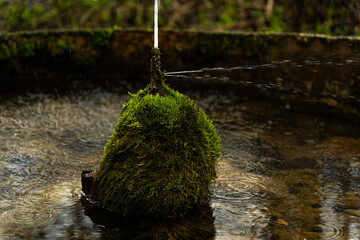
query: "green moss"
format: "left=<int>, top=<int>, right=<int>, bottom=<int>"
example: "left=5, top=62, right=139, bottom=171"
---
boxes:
left=0, top=29, right=116, bottom=68
left=96, top=79, right=221, bottom=217
left=47, top=36, right=74, bottom=56
left=72, top=28, right=114, bottom=68
left=149, top=48, right=165, bottom=95
left=90, top=28, right=115, bottom=48
left=195, top=32, right=273, bottom=59
left=0, top=35, right=39, bottom=60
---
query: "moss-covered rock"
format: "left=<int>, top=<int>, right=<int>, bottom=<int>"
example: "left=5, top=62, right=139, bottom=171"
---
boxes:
left=96, top=60, right=220, bottom=217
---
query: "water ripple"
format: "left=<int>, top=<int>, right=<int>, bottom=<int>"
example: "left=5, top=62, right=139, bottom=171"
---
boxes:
left=0, top=85, right=359, bottom=239
left=0, top=207, right=55, bottom=226
left=213, top=171, right=272, bottom=200
left=311, top=221, right=349, bottom=240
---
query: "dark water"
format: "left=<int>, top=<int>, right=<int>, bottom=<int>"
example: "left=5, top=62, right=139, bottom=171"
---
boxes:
left=1, top=64, right=360, bottom=239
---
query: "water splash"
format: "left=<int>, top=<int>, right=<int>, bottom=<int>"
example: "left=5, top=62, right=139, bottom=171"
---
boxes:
left=154, top=0, right=159, bottom=48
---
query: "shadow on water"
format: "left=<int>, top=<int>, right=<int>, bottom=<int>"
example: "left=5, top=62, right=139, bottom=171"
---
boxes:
left=0, top=59, right=360, bottom=239
left=81, top=199, right=215, bottom=240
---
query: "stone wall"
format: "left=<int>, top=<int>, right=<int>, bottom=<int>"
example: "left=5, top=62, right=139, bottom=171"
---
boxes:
left=0, top=30, right=359, bottom=107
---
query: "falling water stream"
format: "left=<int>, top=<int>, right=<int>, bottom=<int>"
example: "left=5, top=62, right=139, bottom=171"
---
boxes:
left=0, top=60, right=360, bottom=239
left=154, top=0, right=159, bottom=48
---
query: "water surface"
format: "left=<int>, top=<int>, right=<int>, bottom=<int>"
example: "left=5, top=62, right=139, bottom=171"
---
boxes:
left=1, top=64, right=360, bottom=239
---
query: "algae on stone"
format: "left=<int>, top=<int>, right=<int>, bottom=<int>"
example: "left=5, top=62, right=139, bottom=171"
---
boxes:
left=96, top=48, right=220, bottom=217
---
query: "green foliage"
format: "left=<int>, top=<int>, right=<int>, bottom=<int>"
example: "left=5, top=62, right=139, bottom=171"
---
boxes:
left=0, top=1, right=359, bottom=35
left=274, top=0, right=359, bottom=35
left=315, top=24, right=332, bottom=35
left=198, top=6, right=210, bottom=26
left=96, top=83, right=221, bottom=217
left=3, top=0, right=44, bottom=31
left=221, top=0, right=237, bottom=26
left=269, top=15, right=282, bottom=33
left=267, top=6, right=284, bottom=33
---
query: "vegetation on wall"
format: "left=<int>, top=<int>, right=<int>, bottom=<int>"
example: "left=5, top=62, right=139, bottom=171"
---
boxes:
left=0, top=29, right=115, bottom=64
left=0, top=0, right=359, bottom=36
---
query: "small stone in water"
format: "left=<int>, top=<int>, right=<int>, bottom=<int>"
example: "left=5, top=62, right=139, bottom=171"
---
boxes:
left=276, top=219, right=289, bottom=226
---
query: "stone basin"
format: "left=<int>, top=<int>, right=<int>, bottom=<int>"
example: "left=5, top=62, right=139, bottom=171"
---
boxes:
left=0, top=30, right=359, bottom=239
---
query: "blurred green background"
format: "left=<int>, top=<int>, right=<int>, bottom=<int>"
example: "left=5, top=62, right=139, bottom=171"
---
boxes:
left=0, top=0, right=359, bottom=35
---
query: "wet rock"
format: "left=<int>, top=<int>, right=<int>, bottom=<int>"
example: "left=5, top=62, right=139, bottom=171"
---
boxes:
left=81, top=166, right=99, bottom=201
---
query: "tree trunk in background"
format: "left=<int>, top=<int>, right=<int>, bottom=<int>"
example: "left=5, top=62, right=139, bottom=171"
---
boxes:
left=265, top=0, right=274, bottom=18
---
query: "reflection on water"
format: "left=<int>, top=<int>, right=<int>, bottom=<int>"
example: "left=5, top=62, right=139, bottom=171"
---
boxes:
left=204, top=91, right=360, bottom=239
left=0, top=90, right=126, bottom=239
left=165, top=59, right=360, bottom=105
left=1, top=64, right=360, bottom=239
left=82, top=199, right=215, bottom=239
